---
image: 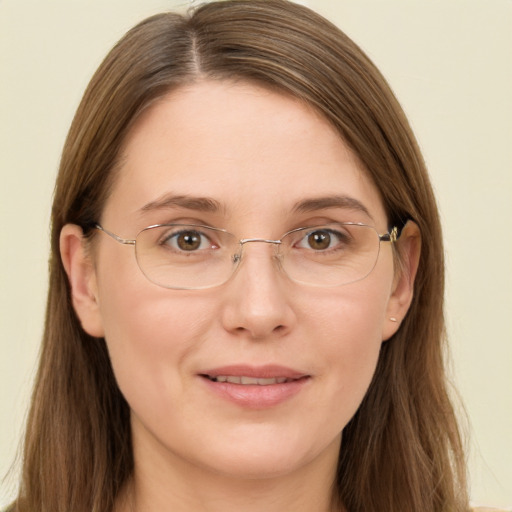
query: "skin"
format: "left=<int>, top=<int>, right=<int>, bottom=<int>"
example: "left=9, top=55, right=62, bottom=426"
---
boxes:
left=61, top=80, right=420, bottom=512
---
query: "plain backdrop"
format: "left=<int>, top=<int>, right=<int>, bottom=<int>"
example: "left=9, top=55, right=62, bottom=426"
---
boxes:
left=1, top=0, right=511, bottom=508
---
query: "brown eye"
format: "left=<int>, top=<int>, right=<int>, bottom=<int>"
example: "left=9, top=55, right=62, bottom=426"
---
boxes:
left=161, top=229, right=210, bottom=252
left=176, top=231, right=202, bottom=251
left=307, top=231, right=331, bottom=250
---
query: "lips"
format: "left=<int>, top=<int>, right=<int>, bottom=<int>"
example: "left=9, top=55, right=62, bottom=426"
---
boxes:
left=206, top=375, right=294, bottom=385
left=200, top=364, right=307, bottom=382
left=199, top=365, right=310, bottom=408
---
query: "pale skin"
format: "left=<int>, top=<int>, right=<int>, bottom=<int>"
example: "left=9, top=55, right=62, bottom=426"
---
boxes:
left=60, top=80, right=420, bottom=512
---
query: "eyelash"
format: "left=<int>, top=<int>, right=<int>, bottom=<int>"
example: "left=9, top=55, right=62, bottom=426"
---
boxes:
left=155, top=225, right=353, bottom=255
left=159, top=228, right=217, bottom=251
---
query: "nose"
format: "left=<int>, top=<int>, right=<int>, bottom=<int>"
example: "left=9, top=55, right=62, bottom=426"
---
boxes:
left=220, top=241, right=296, bottom=340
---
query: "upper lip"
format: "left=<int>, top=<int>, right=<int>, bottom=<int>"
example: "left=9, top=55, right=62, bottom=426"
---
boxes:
left=199, top=364, right=309, bottom=380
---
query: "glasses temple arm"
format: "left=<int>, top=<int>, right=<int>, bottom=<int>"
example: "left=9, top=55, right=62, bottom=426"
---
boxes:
left=95, top=224, right=136, bottom=245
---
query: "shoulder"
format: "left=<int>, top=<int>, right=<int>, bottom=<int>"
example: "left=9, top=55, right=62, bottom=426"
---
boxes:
left=471, top=508, right=511, bottom=512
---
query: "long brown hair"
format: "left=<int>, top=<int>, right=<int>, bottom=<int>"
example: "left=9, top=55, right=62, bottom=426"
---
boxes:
left=12, top=1, right=468, bottom=510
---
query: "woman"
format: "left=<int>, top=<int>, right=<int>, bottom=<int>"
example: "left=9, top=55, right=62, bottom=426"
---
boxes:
left=10, top=1, right=471, bottom=510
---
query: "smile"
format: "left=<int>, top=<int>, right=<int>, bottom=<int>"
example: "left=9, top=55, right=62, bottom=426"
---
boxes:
left=199, top=366, right=310, bottom=408
left=206, top=375, right=296, bottom=385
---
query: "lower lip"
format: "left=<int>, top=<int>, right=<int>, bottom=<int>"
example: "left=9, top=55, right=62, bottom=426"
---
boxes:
left=200, top=376, right=310, bottom=409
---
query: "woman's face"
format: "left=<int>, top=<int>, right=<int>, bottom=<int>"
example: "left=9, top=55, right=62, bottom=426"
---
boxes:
left=68, top=81, right=408, bottom=481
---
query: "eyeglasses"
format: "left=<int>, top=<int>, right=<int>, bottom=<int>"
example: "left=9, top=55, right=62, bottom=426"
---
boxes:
left=95, top=222, right=400, bottom=290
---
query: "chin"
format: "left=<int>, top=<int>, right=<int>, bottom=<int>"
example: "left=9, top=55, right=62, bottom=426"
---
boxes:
left=189, top=428, right=341, bottom=481
left=203, top=451, right=312, bottom=480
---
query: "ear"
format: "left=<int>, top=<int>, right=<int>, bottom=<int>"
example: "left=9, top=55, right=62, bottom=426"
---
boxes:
left=382, top=221, right=421, bottom=341
left=60, top=224, right=105, bottom=337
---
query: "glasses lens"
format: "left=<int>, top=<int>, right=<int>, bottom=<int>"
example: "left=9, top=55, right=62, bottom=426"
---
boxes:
left=135, top=224, right=238, bottom=289
left=133, top=223, right=382, bottom=289
left=280, top=223, right=381, bottom=286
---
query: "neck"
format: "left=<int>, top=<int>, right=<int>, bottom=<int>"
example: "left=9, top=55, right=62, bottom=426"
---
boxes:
left=116, top=432, right=344, bottom=512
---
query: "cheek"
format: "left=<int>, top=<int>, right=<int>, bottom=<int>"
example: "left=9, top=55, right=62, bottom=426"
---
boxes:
left=95, top=256, right=216, bottom=409
left=302, top=275, right=392, bottom=421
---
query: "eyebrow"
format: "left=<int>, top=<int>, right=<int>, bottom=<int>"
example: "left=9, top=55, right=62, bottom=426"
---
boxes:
left=292, top=195, right=373, bottom=219
left=140, top=194, right=222, bottom=214
left=139, top=192, right=373, bottom=220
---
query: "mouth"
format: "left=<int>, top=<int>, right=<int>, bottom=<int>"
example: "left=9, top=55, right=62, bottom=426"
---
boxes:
left=202, top=375, right=303, bottom=385
left=198, top=365, right=310, bottom=408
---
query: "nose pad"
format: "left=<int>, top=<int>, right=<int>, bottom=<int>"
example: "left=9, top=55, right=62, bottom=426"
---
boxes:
left=221, top=240, right=295, bottom=339
left=232, top=239, right=283, bottom=271
left=230, top=239, right=285, bottom=282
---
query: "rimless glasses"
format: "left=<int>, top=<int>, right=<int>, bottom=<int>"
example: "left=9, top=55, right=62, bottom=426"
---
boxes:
left=95, top=222, right=401, bottom=290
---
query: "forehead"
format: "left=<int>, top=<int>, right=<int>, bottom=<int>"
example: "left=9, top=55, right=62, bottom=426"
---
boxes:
left=103, top=80, right=387, bottom=230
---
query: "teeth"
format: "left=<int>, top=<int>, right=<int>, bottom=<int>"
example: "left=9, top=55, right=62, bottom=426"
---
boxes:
left=241, top=376, right=259, bottom=385
left=209, top=375, right=294, bottom=385
left=257, top=377, right=278, bottom=385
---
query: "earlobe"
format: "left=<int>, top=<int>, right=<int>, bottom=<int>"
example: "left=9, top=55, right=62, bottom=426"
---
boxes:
left=60, top=224, right=105, bottom=337
left=382, top=221, right=421, bottom=341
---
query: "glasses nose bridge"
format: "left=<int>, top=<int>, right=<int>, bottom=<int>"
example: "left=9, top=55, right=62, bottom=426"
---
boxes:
left=233, top=237, right=283, bottom=265
left=239, top=237, right=282, bottom=247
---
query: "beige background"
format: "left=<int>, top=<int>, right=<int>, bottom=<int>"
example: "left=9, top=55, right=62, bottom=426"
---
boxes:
left=1, top=0, right=511, bottom=508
